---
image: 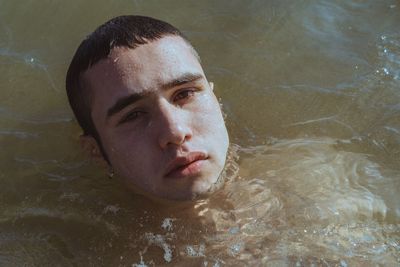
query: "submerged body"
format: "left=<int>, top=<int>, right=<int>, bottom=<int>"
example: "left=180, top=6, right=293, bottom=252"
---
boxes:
left=2, top=138, right=397, bottom=266
left=0, top=0, right=399, bottom=265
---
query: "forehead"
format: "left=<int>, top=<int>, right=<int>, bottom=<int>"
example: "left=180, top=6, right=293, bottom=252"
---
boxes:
left=83, top=36, right=204, bottom=95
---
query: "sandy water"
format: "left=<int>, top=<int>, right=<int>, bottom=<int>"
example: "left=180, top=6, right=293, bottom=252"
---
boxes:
left=0, top=0, right=399, bottom=266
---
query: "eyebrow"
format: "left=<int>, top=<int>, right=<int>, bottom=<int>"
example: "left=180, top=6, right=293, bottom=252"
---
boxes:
left=106, top=72, right=204, bottom=119
left=161, top=72, right=203, bottom=90
left=107, top=92, right=148, bottom=118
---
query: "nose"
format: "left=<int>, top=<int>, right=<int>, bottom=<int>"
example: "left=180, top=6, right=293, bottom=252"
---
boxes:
left=157, top=101, right=193, bottom=149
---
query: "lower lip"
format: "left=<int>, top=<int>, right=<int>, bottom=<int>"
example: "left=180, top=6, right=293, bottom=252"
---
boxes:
left=165, top=159, right=206, bottom=179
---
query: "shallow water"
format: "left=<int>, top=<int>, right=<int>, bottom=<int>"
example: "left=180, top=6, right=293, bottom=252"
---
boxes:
left=1, top=0, right=399, bottom=266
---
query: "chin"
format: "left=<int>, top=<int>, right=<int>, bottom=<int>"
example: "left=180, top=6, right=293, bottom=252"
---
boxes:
left=190, top=175, right=222, bottom=198
left=161, top=181, right=213, bottom=201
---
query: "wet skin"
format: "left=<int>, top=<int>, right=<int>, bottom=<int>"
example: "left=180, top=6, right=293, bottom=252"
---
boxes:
left=82, top=36, right=229, bottom=200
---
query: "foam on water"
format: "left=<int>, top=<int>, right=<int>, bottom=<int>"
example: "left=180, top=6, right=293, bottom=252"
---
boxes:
left=144, top=233, right=174, bottom=263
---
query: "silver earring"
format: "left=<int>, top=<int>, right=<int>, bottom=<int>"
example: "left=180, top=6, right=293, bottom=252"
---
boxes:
left=107, top=166, right=114, bottom=179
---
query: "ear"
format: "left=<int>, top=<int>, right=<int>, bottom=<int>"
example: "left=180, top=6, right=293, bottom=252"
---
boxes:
left=209, top=81, right=214, bottom=91
left=80, top=135, right=108, bottom=166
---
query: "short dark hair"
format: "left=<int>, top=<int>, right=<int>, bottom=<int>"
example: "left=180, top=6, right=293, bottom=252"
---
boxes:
left=66, top=15, right=190, bottom=141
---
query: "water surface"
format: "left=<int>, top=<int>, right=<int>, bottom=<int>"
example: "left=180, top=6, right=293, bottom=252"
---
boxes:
left=0, top=0, right=399, bottom=266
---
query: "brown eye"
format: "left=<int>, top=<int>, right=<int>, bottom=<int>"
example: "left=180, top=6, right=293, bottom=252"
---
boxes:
left=174, top=89, right=195, bottom=102
left=119, top=110, right=144, bottom=124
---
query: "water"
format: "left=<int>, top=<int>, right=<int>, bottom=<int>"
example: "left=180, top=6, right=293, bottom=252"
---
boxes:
left=1, top=0, right=399, bottom=266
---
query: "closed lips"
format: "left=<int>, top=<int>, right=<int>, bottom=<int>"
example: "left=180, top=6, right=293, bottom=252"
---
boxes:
left=164, top=152, right=208, bottom=178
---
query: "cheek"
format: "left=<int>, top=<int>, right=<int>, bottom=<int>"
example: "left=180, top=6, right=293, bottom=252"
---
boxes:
left=105, top=134, right=157, bottom=185
left=102, top=130, right=150, bottom=164
left=193, top=96, right=228, bottom=138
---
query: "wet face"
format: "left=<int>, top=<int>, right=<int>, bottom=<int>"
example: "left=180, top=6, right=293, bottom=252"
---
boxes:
left=83, top=36, right=229, bottom=200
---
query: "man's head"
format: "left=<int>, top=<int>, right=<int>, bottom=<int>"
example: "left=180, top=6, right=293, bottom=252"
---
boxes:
left=66, top=15, right=229, bottom=200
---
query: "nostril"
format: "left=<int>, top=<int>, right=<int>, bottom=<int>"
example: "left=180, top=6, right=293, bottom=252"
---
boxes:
left=159, top=123, right=193, bottom=149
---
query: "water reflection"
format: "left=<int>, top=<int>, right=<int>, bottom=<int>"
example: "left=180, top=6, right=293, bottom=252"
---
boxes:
left=0, top=0, right=399, bottom=266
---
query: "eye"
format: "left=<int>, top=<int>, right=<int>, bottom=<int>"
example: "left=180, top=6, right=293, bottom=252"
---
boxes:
left=174, top=88, right=196, bottom=102
left=118, top=110, right=144, bottom=125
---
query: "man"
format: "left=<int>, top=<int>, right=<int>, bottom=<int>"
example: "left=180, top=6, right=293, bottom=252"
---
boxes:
left=66, top=15, right=229, bottom=201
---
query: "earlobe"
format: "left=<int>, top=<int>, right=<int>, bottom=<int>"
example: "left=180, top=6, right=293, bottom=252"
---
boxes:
left=80, top=134, right=107, bottom=164
left=209, top=81, right=214, bottom=91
